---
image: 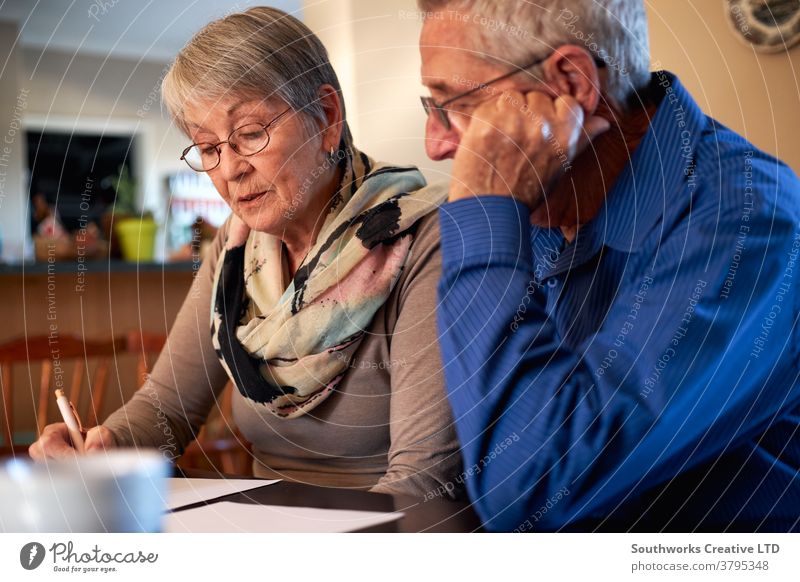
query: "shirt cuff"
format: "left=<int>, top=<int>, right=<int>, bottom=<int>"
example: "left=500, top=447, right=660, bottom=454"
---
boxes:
left=438, top=196, right=533, bottom=270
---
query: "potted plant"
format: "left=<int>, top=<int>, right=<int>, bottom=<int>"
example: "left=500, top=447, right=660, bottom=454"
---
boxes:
left=105, top=165, right=157, bottom=262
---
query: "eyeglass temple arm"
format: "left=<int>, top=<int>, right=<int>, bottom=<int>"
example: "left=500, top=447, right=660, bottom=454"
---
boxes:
left=440, top=56, right=547, bottom=107
left=266, top=107, right=292, bottom=128
left=440, top=55, right=608, bottom=107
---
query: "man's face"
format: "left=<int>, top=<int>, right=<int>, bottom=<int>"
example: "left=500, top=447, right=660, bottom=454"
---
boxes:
left=419, top=16, right=533, bottom=161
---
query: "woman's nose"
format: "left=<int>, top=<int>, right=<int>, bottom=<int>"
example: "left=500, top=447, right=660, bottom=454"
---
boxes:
left=215, top=144, right=252, bottom=182
left=424, top=114, right=461, bottom=161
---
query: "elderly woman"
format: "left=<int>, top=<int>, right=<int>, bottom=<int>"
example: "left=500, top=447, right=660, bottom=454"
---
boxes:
left=30, top=7, right=461, bottom=498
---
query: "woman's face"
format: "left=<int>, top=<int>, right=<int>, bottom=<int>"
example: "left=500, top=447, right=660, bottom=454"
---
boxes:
left=182, top=97, right=330, bottom=236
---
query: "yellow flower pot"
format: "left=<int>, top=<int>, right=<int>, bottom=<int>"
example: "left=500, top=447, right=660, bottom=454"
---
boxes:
left=115, top=217, right=157, bottom=262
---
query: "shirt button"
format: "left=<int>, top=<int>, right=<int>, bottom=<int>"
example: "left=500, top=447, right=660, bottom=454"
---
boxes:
left=547, top=278, right=558, bottom=288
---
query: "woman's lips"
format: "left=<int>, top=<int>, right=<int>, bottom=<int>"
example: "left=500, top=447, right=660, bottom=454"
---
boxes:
left=237, top=190, right=271, bottom=209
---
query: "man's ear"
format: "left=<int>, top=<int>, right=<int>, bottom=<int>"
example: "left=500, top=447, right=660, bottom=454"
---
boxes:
left=542, top=45, right=602, bottom=116
left=317, top=84, right=344, bottom=152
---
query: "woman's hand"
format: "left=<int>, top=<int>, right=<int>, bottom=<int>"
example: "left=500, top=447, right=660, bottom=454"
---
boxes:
left=449, top=90, right=611, bottom=208
left=28, top=423, right=116, bottom=461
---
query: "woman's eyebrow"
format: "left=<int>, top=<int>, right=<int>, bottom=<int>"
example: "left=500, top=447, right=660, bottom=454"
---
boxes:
left=186, top=124, right=211, bottom=139
left=186, top=124, right=221, bottom=143
left=185, top=102, right=253, bottom=131
left=226, top=99, right=275, bottom=118
left=226, top=100, right=247, bottom=115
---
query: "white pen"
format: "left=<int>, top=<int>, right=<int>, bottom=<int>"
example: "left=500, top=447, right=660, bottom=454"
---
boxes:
left=55, top=389, right=86, bottom=454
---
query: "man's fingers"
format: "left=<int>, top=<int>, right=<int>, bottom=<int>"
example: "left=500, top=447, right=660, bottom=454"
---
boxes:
left=468, top=90, right=521, bottom=136
left=553, top=94, right=583, bottom=123
left=585, top=115, right=612, bottom=141
left=552, top=94, right=611, bottom=157
left=527, top=91, right=557, bottom=117
left=452, top=88, right=599, bottom=208
left=497, top=90, right=525, bottom=111
left=551, top=95, right=611, bottom=142
left=574, top=115, right=612, bottom=157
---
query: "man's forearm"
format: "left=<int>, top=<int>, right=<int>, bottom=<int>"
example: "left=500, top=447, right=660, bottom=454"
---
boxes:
left=436, top=196, right=613, bottom=530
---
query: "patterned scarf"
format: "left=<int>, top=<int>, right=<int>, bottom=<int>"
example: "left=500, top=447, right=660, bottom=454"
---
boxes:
left=210, top=144, right=447, bottom=419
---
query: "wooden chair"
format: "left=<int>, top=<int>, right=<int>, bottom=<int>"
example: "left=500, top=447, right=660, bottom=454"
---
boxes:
left=125, top=330, right=252, bottom=475
left=127, top=330, right=167, bottom=388
left=0, top=334, right=126, bottom=456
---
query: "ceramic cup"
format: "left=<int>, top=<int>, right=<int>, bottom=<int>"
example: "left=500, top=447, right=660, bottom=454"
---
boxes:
left=0, top=450, right=168, bottom=532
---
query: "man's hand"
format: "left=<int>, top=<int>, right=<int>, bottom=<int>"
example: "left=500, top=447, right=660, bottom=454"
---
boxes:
left=28, top=423, right=116, bottom=461
left=449, top=91, right=611, bottom=208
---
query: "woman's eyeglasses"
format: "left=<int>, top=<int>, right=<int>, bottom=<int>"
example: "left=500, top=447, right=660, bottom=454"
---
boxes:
left=421, top=54, right=607, bottom=131
left=180, top=108, right=292, bottom=172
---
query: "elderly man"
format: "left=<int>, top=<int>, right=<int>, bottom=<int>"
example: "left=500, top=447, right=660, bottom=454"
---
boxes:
left=419, top=0, right=800, bottom=531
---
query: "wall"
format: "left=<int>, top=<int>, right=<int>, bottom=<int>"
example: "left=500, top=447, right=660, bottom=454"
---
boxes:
left=0, top=20, right=33, bottom=263
left=304, top=0, right=453, bottom=184
left=647, top=1, right=800, bottom=172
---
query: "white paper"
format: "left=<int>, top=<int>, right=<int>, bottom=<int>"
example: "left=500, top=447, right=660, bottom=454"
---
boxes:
left=165, top=501, right=404, bottom=533
left=167, top=478, right=280, bottom=510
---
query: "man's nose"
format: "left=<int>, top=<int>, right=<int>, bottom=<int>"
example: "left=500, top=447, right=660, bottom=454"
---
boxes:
left=424, top=114, right=461, bottom=161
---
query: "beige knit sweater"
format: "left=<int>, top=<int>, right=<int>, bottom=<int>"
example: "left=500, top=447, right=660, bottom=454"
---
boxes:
left=103, top=211, right=464, bottom=499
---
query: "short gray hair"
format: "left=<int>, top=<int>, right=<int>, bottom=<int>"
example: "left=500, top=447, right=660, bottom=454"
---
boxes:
left=162, top=6, right=348, bottom=139
left=417, top=0, right=651, bottom=106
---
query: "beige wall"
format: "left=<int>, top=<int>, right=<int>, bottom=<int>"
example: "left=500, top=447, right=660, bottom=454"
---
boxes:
left=304, top=0, right=452, bottom=184
left=305, top=0, right=799, bottom=179
left=0, top=21, right=32, bottom=263
left=647, top=1, right=800, bottom=172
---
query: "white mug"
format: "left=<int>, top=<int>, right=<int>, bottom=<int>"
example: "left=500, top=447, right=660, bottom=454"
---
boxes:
left=0, top=450, right=168, bottom=532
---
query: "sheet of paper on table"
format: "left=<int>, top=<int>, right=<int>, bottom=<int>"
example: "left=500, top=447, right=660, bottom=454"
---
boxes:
left=167, top=478, right=280, bottom=510
left=164, top=501, right=404, bottom=533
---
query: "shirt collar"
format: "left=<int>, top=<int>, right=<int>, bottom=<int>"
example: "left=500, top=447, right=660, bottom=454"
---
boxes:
left=533, top=71, right=706, bottom=278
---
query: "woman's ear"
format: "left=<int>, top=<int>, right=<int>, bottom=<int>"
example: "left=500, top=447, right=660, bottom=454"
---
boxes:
left=317, top=84, right=344, bottom=152
left=542, top=45, right=602, bottom=116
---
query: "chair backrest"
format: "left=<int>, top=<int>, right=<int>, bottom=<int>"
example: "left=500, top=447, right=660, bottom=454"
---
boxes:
left=125, top=330, right=167, bottom=387
left=0, top=334, right=126, bottom=452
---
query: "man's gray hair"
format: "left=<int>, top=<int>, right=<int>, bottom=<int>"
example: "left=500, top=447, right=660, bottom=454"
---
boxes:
left=417, top=0, right=651, bottom=106
left=162, top=6, right=347, bottom=138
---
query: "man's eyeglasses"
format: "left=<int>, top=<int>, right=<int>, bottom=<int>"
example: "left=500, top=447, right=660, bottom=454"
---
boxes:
left=421, top=54, right=607, bottom=131
left=180, top=108, right=292, bottom=172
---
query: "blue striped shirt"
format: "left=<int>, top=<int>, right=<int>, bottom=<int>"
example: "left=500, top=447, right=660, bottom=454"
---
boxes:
left=437, top=72, right=800, bottom=532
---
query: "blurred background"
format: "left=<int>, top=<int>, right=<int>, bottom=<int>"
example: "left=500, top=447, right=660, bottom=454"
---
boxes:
left=0, top=0, right=798, bottom=266
left=0, top=0, right=797, bottom=462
